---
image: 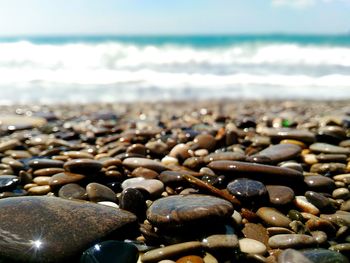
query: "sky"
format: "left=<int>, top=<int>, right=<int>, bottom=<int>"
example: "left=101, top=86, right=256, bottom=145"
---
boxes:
left=0, top=0, right=349, bottom=35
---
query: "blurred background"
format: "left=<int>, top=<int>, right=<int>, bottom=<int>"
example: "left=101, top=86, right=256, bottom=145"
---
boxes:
left=0, top=0, right=350, bottom=104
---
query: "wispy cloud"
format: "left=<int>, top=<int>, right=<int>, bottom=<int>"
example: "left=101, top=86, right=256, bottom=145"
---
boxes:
left=272, top=0, right=350, bottom=8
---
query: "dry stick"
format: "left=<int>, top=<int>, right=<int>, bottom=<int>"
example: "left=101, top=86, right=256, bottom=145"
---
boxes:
left=182, top=173, right=241, bottom=207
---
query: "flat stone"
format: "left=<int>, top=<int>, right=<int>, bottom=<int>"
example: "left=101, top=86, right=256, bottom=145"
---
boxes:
left=64, top=159, right=102, bottom=174
left=269, top=234, right=317, bottom=249
left=62, top=151, right=94, bottom=159
left=256, top=207, right=291, bottom=228
left=131, top=167, right=159, bottom=179
left=266, top=185, right=295, bottom=206
left=146, top=195, right=233, bottom=229
left=80, top=240, right=139, bottom=263
left=310, top=163, right=347, bottom=175
left=28, top=158, right=64, bottom=169
left=0, top=139, right=21, bottom=152
left=208, top=161, right=303, bottom=184
left=202, top=234, right=238, bottom=250
left=0, top=196, right=137, bottom=262
left=0, top=175, right=20, bottom=191
left=122, top=157, right=167, bottom=173
left=278, top=249, right=313, bottom=263
left=49, top=172, right=85, bottom=187
left=310, top=143, right=350, bottom=154
left=141, top=241, right=202, bottom=263
left=257, top=127, right=315, bottom=143
left=158, top=171, right=186, bottom=185
left=302, top=248, right=349, bottom=263
left=28, top=185, right=51, bottom=195
left=203, top=152, right=245, bottom=163
left=304, top=175, right=335, bottom=192
left=227, top=178, right=267, bottom=199
left=239, top=238, right=267, bottom=255
left=121, top=177, right=164, bottom=198
left=86, top=183, right=117, bottom=203
left=33, top=168, right=65, bottom=177
left=58, top=183, right=87, bottom=200
left=305, top=191, right=331, bottom=210
left=248, top=144, right=301, bottom=164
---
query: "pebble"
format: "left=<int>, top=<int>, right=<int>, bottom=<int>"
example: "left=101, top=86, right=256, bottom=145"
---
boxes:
left=268, top=234, right=317, bottom=249
left=122, top=157, right=168, bottom=173
left=202, top=234, right=238, bottom=249
left=119, top=188, right=146, bottom=217
left=28, top=158, right=64, bottom=169
left=0, top=175, right=20, bottom=191
left=242, top=223, right=269, bottom=247
left=193, top=134, right=216, bottom=151
left=86, top=182, right=117, bottom=202
left=64, top=159, right=103, bottom=174
left=33, top=167, right=65, bottom=177
left=248, top=143, right=301, bottom=164
left=257, top=127, right=316, bottom=143
left=131, top=167, right=159, bottom=179
left=0, top=196, right=137, bottom=262
left=141, top=241, right=202, bottom=263
left=310, top=143, right=350, bottom=154
left=294, top=196, right=320, bottom=215
left=80, top=240, right=139, bottom=263
left=278, top=248, right=313, bottom=263
left=146, top=195, right=233, bottom=229
left=49, top=172, right=85, bottom=187
left=304, top=175, right=335, bottom=192
left=305, top=191, right=331, bottom=210
left=266, top=185, right=295, bottom=206
left=176, top=255, right=204, bottom=263
left=256, top=207, right=292, bottom=228
left=301, top=248, right=349, bottom=263
left=28, top=185, right=52, bottom=195
left=121, top=177, right=164, bottom=198
left=333, top=188, right=350, bottom=200
left=227, top=178, right=267, bottom=199
left=239, top=238, right=267, bottom=255
left=58, top=183, right=87, bottom=200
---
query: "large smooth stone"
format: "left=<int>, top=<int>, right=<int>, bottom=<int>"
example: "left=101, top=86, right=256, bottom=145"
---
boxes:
left=301, top=248, right=349, bottom=263
left=266, top=185, right=295, bottom=205
left=0, top=175, right=20, bottom=191
left=248, top=144, right=301, bottom=164
left=122, top=157, right=167, bottom=173
left=310, top=143, right=350, bottom=154
left=146, top=195, right=233, bottom=229
left=0, top=196, right=137, bottom=262
left=227, top=178, right=267, bottom=199
left=257, top=128, right=315, bottom=143
left=269, top=234, right=317, bottom=249
left=80, top=240, right=138, bottom=263
left=256, top=207, right=291, bottom=228
left=208, top=161, right=303, bottom=184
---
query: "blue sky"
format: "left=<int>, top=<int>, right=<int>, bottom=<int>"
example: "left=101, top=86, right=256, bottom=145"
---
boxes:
left=0, top=0, right=349, bottom=35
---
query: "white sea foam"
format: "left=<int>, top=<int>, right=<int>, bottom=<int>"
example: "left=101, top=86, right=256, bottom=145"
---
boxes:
left=0, top=40, right=349, bottom=102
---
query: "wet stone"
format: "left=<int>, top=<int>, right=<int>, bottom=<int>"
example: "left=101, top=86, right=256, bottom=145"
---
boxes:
left=248, top=143, right=301, bottom=164
left=202, top=234, right=238, bottom=250
left=58, top=183, right=87, bottom=200
left=305, top=191, right=331, bottom=210
left=80, top=240, right=139, bottom=263
left=0, top=196, right=137, bottom=262
left=203, top=152, right=246, bottom=163
left=33, top=167, right=65, bottom=177
left=266, top=185, right=295, bottom=206
left=86, top=182, right=117, bottom=203
left=268, top=234, right=317, bottom=249
left=0, top=175, right=20, bottom=191
left=121, top=177, right=164, bottom=198
left=28, top=158, right=64, bottom=169
left=146, top=194, right=234, bottom=229
left=257, top=128, right=316, bottom=144
left=119, top=188, right=146, bottom=218
left=304, top=175, right=335, bottom=192
left=49, top=172, right=85, bottom=187
left=64, top=159, right=103, bottom=174
left=131, top=167, right=159, bottom=179
left=227, top=178, right=267, bottom=200
left=28, top=185, right=51, bottom=195
left=193, top=134, right=216, bottom=151
left=256, top=207, right=292, bottom=228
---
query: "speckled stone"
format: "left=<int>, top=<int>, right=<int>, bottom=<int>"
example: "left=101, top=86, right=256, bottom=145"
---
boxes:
left=202, top=234, right=238, bottom=250
left=122, top=157, right=168, bottom=173
left=266, top=185, right=295, bottom=206
left=208, top=161, right=303, bottom=184
left=268, top=234, right=317, bottom=249
left=64, top=159, right=103, bottom=174
left=146, top=195, right=233, bottom=229
left=0, top=196, right=137, bottom=262
left=248, top=143, right=301, bottom=164
left=227, top=178, right=267, bottom=199
left=0, top=175, right=20, bottom=191
left=256, top=207, right=291, bottom=228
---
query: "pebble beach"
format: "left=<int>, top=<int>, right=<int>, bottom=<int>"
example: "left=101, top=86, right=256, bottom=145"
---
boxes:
left=0, top=100, right=349, bottom=263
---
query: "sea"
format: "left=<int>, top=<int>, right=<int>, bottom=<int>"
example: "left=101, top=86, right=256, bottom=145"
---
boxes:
left=0, top=34, right=350, bottom=104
